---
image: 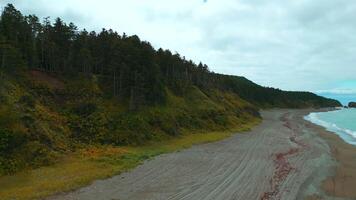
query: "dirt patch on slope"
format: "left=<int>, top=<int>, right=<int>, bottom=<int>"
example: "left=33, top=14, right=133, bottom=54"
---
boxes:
left=30, top=70, right=65, bottom=90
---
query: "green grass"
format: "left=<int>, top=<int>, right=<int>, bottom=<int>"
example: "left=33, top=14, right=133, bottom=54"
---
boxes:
left=0, top=72, right=261, bottom=199
left=0, top=118, right=260, bottom=200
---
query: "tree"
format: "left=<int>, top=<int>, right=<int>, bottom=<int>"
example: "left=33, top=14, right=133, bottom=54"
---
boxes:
left=24, top=15, right=41, bottom=68
left=0, top=35, right=25, bottom=76
left=78, top=48, right=92, bottom=74
left=0, top=4, right=24, bottom=43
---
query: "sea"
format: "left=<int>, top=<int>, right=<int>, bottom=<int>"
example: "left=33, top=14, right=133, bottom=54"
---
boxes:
left=305, top=108, right=356, bottom=145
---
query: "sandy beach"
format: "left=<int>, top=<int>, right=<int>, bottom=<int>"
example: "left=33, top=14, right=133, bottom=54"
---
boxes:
left=47, top=109, right=356, bottom=200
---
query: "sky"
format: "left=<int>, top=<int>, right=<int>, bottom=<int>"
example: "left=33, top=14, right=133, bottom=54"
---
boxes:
left=1, top=0, right=356, bottom=104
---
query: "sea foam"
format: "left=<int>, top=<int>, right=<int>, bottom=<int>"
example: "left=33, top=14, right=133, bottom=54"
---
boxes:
left=305, top=109, right=356, bottom=145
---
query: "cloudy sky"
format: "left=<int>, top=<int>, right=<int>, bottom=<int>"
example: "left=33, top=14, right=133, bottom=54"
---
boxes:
left=1, top=0, right=356, bottom=103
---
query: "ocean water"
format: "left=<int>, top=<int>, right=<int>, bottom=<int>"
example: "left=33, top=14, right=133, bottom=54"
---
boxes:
left=305, top=108, right=356, bottom=145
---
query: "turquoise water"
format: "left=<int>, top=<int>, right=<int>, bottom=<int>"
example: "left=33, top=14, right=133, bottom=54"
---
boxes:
left=305, top=108, right=356, bottom=145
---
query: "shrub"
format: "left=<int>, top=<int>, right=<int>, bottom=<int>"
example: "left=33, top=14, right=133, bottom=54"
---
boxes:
left=69, top=112, right=108, bottom=143
left=106, top=114, right=152, bottom=145
left=0, top=129, right=26, bottom=174
left=0, top=106, right=18, bottom=128
left=0, top=129, right=14, bottom=154
left=0, top=128, right=27, bottom=155
left=0, top=157, right=22, bottom=175
left=18, top=95, right=36, bottom=111
left=214, top=115, right=228, bottom=126
left=21, top=141, right=57, bottom=167
left=72, top=103, right=97, bottom=116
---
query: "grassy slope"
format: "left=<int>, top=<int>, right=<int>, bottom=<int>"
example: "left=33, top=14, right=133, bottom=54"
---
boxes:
left=0, top=70, right=260, bottom=200
left=0, top=126, right=259, bottom=200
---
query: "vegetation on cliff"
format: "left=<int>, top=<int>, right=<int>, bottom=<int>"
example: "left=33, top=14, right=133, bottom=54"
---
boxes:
left=348, top=102, right=356, bottom=108
left=0, top=3, right=341, bottom=176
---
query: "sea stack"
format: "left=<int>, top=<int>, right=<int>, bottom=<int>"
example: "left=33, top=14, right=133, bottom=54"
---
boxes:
left=348, top=102, right=356, bottom=108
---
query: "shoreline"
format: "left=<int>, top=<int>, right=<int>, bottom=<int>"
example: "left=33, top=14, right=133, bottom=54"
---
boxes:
left=304, top=109, right=356, bottom=199
left=47, top=109, right=345, bottom=200
left=3, top=109, right=354, bottom=200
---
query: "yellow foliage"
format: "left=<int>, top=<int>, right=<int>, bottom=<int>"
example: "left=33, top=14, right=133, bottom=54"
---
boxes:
left=78, top=146, right=129, bottom=159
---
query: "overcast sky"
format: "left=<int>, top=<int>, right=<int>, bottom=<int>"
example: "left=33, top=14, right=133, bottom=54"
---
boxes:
left=1, top=0, right=356, bottom=99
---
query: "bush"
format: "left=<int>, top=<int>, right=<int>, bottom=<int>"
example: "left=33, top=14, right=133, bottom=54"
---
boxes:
left=21, top=141, right=57, bottom=167
left=18, top=95, right=36, bottom=108
left=106, top=114, right=152, bottom=145
left=72, top=103, right=97, bottom=116
left=0, top=106, right=18, bottom=128
left=0, top=128, right=27, bottom=155
left=0, top=157, right=22, bottom=175
left=0, top=93, right=5, bottom=103
left=0, top=129, right=14, bottom=154
left=214, top=115, right=228, bottom=126
left=69, top=112, right=108, bottom=143
left=0, top=129, right=26, bottom=175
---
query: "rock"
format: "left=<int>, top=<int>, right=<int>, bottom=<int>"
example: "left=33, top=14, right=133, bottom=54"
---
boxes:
left=348, top=102, right=356, bottom=108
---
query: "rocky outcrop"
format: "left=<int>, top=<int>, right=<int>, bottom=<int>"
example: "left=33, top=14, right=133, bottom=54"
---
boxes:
left=348, top=102, right=356, bottom=108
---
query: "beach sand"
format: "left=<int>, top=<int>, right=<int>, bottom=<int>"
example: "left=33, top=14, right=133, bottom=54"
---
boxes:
left=307, top=119, right=356, bottom=199
left=47, top=109, right=356, bottom=200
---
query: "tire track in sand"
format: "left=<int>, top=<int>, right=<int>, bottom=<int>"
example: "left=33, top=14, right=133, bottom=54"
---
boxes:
left=47, top=110, right=335, bottom=200
left=261, top=112, right=308, bottom=200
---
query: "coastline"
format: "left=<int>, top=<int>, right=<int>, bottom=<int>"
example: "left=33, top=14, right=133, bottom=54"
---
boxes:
left=47, top=109, right=343, bottom=200
left=2, top=109, right=353, bottom=200
left=304, top=110, right=356, bottom=199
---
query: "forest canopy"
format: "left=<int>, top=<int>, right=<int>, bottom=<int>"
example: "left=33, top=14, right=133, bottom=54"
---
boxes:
left=0, top=4, right=340, bottom=109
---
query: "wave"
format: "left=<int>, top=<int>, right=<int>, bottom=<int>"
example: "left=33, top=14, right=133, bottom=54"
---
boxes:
left=305, top=112, right=356, bottom=145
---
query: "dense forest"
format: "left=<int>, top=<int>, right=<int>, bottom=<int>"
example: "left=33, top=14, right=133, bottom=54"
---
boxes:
left=0, top=4, right=340, bottom=174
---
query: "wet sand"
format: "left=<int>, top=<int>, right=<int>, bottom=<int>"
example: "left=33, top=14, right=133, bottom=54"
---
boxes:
left=307, top=117, right=356, bottom=199
left=47, top=109, right=355, bottom=200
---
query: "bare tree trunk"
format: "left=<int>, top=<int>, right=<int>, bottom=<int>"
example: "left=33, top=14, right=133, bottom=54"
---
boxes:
left=185, top=67, right=189, bottom=81
left=129, top=71, right=137, bottom=111
left=33, top=37, right=37, bottom=68
left=119, top=67, right=123, bottom=97
left=113, top=69, right=117, bottom=96
left=129, top=86, right=135, bottom=111
left=100, top=61, right=104, bottom=75
left=0, top=51, right=5, bottom=79
left=41, top=39, right=44, bottom=70
left=172, top=64, right=175, bottom=79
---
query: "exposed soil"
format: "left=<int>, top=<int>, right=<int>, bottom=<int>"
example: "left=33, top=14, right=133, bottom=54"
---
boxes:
left=30, top=70, right=65, bottom=90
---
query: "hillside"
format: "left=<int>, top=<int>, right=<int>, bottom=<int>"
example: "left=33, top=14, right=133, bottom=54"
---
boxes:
left=0, top=3, right=340, bottom=175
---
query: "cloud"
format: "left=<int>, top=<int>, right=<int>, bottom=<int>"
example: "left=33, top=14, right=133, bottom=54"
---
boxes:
left=1, top=0, right=356, bottom=93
